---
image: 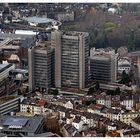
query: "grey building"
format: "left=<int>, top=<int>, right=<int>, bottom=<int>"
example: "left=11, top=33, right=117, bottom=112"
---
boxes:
left=0, top=32, right=36, bottom=69
left=0, top=96, right=20, bottom=115
left=90, top=48, right=118, bottom=83
left=28, top=42, right=55, bottom=91
left=51, top=30, right=89, bottom=89
left=0, top=115, right=44, bottom=137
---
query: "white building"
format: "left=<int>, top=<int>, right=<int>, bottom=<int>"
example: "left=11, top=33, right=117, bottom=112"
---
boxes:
left=120, top=95, right=134, bottom=110
left=118, top=59, right=131, bottom=74
left=72, top=118, right=84, bottom=132
left=107, top=123, right=117, bottom=131
left=64, top=101, right=74, bottom=109
left=20, top=98, right=48, bottom=115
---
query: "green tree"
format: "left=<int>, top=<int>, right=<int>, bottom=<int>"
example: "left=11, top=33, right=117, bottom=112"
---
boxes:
left=120, top=70, right=132, bottom=85
left=87, top=87, right=95, bottom=95
left=114, top=87, right=121, bottom=95
left=26, top=87, right=29, bottom=93
left=129, top=29, right=136, bottom=51
left=85, top=100, right=91, bottom=106
left=95, top=81, right=100, bottom=91
left=92, top=100, right=96, bottom=104
left=18, top=89, right=22, bottom=95
left=52, top=89, right=59, bottom=95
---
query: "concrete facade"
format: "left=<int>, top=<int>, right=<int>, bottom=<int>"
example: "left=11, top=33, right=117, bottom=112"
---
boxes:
left=51, top=30, right=89, bottom=89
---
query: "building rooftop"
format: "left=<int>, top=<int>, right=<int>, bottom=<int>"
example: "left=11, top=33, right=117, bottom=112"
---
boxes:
left=15, top=30, right=38, bottom=35
left=0, top=133, right=7, bottom=137
left=35, top=41, right=52, bottom=50
left=23, top=16, right=55, bottom=24
left=0, top=33, right=35, bottom=39
left=0, top=63, right=13, bottom=73
left=3, top=118, right=28, bottom=127
left=21, top=98, right=48, bottom=107
left=10, top=69, right=28, bottom=74
left=0, top=115, right=44, bottom=134
left=0, top=96, right=18, bottom=105
left=106, top=131, right=120, bottom=137
left=63, top=31, right=89, bottom=37
left=8, top=54, right=20, bottom=61
left=91, top=53, right=113, bottom=61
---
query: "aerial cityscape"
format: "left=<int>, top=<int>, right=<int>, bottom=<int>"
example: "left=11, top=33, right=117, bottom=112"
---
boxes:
left=0, top=3, right=140, bottom=137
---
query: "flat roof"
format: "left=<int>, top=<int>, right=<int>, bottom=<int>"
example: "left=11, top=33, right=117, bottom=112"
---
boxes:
left=10, top=69, right=28, bottom=74
left=23, top=16, right=55, bottom=24
left=0, top=64, right=9, bottom=70
left=3, top=118, right=28, bottom=127
left=0, top=63, right=13, bottom=73
left=0, top=96, right=19, bottom=105
left=63, top=31, right=89, bottom=37
left=15, top=30, right=38, bottom=35
left=0, top=33, right=35, bottom=39
left=0, top=115, right=44, bottom=133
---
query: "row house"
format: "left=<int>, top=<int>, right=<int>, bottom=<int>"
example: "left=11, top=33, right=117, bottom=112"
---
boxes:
left=20, top=98, right=48, bottom=115
left=120, top=112, right=140, bottom=125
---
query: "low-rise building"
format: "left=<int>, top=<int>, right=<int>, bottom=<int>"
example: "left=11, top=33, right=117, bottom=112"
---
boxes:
left=121, top=129, right=140, bottom=137
left=20, top=98, right=48, bottom=115
left=72, top=116, right=85, bottom=132
left=120, top=95, right=134, bottom=110
left=87, top=104, right=106, bottom=115
left=0, top=115, right=44, bottom=136
left=120, top=112, right=139, bottom=125
left=64, top=100, right=74, bottom=109
left=106, top=108, right=122, bottom=121
left=61, top=124, right=78, bottom=137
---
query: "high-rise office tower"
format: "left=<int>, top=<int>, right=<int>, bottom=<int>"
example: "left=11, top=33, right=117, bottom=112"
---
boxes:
left=51, top=30, right=89, bottom=89
left=28, top=42, right=55, bottom=91
left=90, top=48, right=118, bottom=83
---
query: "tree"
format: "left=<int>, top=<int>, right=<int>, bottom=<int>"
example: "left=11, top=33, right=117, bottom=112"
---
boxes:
left=85, top=100, right=91, bottom=106
left=87, top=87, right=95, bottom=95
left=120, top=70, right=132, bottom=85
left=95, top=81, right=100, bottom=91
left=18, top=89, right=22, bottom=95
left=25, top=86, right=29, bottom=93
left=52, top=89, right=58, bottom=95
left=48, top=88, right=51, bottom=94
left=107, top=90, right=114, bottom=95
left=114, top=87, right=121, bottom=95
left=92, top=100, right=96, bottom=104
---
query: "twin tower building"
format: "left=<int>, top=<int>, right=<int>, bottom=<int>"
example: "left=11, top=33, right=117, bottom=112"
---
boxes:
left=28, top=30, right=117, bottom=92
left=28, top=30, right=89, bottom=92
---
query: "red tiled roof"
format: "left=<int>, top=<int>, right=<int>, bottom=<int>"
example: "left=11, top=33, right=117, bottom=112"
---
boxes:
left=90, top=104, right=105, bottom=110
left=37, top=99, right=47, bottom=107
